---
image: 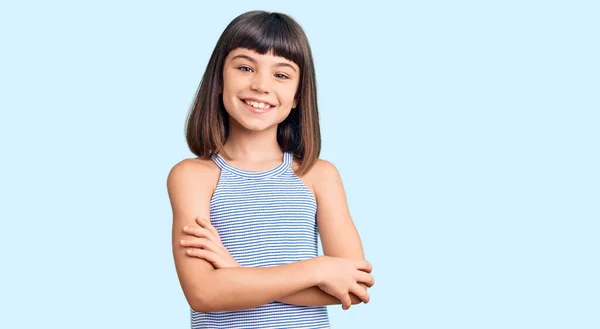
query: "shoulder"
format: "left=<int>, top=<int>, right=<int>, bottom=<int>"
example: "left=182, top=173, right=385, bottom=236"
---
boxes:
left=309, top=158, right=342, bottom=181
left=294, top=158, right=343, bottom=191
left=167, top=157, right=220, bottom=192
left=307, top=159, right=350, bottom=214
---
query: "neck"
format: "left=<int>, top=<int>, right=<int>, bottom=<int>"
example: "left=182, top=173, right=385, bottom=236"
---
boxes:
left=223, top=122, right=283, bottom=162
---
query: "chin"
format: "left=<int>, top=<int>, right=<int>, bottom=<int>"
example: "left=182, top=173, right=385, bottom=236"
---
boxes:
left=236, top=117, right=278, bottom=132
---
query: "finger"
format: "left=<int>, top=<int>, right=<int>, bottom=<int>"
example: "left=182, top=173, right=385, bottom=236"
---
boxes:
left=195, top=218, right=224, bottom=247
left=195, top=217, right=215, bottom=233
left=195, top=217, right=212, bottom=230
left=180, top=238, right=221, bottom=253
left=186, top=246, right=231, bottom=269
left=185, top=248, right=219, bottom=264
left=340, top=294, right=352, bottom=310
left=182, top=232, right=232, bottom=259
left=196, top=217, right=222, bottom=240
left=350, top=283, right=370, bottom=304
left=183, top=226, right=221, bottom=246
left=355, top=260, right=372, bottom=273
left=182, top=225, right=209, bottom=238
left=356, top=271, right=375, bottom=288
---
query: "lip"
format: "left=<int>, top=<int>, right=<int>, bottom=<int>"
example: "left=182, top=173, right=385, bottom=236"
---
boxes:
left=241, top=97, right=275, bottom=107
left=239, top=98, right=275, bottom=114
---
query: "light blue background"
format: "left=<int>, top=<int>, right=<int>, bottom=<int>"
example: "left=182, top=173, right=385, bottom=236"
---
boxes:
left=1, top=1, right=598, bottom=328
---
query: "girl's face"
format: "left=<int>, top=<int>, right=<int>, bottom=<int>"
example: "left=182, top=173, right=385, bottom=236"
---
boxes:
left=221, top=48, right=300, bottom=133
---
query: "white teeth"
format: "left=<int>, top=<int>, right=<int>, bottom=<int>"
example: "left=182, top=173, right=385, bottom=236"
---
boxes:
left=244, top=99, right=272, bottom=109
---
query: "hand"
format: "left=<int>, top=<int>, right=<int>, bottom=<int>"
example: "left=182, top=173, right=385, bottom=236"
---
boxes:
left=313, top=256, right=374, bottom=310
left=180, top=217, right=241, bottom=269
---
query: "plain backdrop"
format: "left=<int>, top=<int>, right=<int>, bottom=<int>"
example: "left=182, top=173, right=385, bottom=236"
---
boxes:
left=1, top=1, right=598, bottom=328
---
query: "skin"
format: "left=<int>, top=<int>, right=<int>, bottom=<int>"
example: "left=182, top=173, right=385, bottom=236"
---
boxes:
left=168, top=47, right=374, bottom=311
left=222, top=47, right=298, bottom=134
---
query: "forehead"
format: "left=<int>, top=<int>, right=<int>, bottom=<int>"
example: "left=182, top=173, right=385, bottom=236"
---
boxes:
left=226, top=48, right=299, bottom=70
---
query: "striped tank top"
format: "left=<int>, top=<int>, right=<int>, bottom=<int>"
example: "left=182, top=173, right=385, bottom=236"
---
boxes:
left=190, top=151, right=330, bottom=329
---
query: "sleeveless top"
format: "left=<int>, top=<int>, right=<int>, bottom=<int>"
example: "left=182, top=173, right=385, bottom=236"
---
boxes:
left=190, top=151, right=330, bottom=329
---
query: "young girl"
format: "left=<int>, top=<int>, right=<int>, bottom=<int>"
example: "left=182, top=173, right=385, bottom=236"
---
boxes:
left=167, top=10, right=374, bottom=328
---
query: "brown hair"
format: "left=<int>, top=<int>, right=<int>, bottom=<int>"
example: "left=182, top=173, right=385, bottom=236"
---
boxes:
left=185, top=10, right=320, bottom=176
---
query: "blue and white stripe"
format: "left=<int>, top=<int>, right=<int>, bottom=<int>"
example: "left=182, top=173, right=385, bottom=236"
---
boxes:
left=190, top=152, right=329, bottom=328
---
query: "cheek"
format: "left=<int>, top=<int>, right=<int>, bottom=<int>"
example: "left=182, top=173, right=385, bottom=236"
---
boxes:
left=221, top=82, right=238, bottom=113
left=222, top=67, right=246, bottom=91
left=280, top=87, right=298, bottom=106
left=222, top=75, right=238, bottom=95
left=221, top=81, right=244, bottom=111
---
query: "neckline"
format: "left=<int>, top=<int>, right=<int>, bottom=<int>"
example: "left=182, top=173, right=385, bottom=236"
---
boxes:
left=211, top=152, right=292, bottom=180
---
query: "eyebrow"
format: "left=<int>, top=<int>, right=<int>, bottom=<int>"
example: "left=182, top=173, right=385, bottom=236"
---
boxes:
left=231, top=54, right=297, bottom=72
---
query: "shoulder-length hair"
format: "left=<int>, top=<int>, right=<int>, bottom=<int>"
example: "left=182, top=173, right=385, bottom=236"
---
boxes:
left=185, top=10, right=320, bottom=176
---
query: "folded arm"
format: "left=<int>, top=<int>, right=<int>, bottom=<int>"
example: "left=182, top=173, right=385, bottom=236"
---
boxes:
left=168, top=159, right=329, bottom=312
left=169, top=158, right=372, bottom=311
left=276, top=160, right=370, bottom=307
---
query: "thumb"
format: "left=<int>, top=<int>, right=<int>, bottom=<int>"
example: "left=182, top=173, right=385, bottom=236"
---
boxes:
left=340, top=295, right=352, bottom=310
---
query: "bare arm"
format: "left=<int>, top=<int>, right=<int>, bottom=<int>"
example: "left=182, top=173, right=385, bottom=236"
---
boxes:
left=168, top=159, right=325, bottom=312
left=277, top=160, right=371, bottom=307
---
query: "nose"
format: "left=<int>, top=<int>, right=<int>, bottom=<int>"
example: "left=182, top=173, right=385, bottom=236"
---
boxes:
left=250, top=72, right=269, bottom=94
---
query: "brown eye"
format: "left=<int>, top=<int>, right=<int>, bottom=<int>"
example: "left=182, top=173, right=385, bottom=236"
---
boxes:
left=238, top=66, right=253, bottom=72
left=275, top=73, right=289, bottom=79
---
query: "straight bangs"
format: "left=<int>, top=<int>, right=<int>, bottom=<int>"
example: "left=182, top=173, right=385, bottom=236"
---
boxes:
left=225, top=14, right=305, bottom=73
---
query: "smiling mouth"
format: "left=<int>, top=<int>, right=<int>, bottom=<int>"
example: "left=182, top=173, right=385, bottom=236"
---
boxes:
left=240, top=98, right=276, bottom=113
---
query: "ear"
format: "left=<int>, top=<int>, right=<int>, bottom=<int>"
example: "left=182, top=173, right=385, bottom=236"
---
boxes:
left=293, top=98, right=298, bottom=109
